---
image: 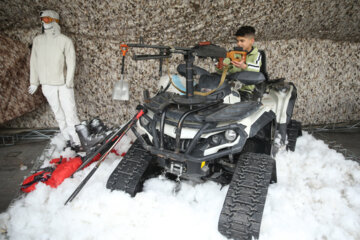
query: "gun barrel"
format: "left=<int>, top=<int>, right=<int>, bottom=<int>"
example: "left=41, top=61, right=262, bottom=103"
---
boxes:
left=134, top=54, right=171, bottom=60
left=128, top=43, right=170, bottom=49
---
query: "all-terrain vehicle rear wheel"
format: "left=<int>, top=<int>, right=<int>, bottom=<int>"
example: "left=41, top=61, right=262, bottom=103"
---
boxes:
left=286, top=120, right=302, bottom=151
left=218, top=152, right=276, bottom=240
left=106, top=136, right=159, bottom=197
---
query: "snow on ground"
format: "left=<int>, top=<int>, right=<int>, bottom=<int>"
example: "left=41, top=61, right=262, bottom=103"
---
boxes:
left=0, top=132, right=360, bottom=240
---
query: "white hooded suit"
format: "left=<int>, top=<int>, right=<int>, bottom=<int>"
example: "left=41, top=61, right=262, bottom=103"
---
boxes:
left=30, top=10, right=80, bottom=145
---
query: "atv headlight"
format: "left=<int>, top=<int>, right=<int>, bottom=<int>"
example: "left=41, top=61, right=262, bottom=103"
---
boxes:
left=211, top=134, right=221, bottom=145
left=225, top=130, right=237, bottom=142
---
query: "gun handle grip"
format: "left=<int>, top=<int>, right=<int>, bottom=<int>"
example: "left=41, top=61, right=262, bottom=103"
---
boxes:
left=227, top=51, right=247, bottom=62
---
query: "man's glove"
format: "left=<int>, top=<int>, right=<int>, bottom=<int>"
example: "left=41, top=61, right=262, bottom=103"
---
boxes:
left=223, top=58, right=231, bottom=65
left=28, top=85, right=38, bottom=95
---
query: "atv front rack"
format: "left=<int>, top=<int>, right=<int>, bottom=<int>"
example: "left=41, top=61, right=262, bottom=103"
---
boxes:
left=133, top=124, right=247, bottom=162
left=131, top=101, right=249, bottom=165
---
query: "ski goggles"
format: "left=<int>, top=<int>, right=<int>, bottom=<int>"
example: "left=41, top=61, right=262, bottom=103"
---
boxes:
left=40, top=16, right=59, bottom=24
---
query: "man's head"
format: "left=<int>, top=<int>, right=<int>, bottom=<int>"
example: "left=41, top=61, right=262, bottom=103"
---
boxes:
left=39, top=10, right=60, bottom=30
left=235, top=26, right=256, bottom=52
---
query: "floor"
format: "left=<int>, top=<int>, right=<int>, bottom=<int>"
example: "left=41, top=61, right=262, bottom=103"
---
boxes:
left=309, top=127, right=360, bottom=163
left=0, top=126, right=359, bottom=213
left=0, top=139, right=49, bottom=212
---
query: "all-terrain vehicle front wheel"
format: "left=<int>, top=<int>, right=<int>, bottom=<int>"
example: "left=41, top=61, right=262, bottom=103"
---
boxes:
left=106, top=136, right=160, bottom=197
left=218, top=152, right=277, bottom=240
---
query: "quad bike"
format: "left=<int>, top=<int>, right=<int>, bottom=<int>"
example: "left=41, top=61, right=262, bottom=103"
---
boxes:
left=105, top=42, right=302, bottom=240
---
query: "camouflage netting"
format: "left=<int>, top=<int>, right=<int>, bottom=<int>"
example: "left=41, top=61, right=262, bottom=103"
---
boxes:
left=0, top=35, right=45, bottom=124
left=0, top=0, right=359, bottom=127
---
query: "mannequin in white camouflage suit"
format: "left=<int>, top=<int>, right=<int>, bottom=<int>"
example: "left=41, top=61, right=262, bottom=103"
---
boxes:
left=28, top=10, right=81, bottom=148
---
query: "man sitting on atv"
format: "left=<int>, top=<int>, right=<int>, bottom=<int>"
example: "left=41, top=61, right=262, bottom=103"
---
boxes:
left=219, top=26, right=262, bottom=100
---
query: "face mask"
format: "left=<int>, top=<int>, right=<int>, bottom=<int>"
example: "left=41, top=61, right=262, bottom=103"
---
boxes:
left=42, top=22, right=53, bottom=30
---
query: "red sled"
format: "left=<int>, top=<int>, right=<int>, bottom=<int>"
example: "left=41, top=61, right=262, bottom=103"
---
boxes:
left=21, top=156, right=83, bottom=193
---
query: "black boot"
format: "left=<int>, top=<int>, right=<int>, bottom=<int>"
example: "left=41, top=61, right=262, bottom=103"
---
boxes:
left=72, top=144, right=84, bottom=153
left=63, top=140, right=84, bottom=153
left=64, top=140, right=72, bottom=150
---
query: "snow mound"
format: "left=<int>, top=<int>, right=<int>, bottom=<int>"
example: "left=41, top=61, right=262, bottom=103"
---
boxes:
left=0, top=132, right=359, bottom=240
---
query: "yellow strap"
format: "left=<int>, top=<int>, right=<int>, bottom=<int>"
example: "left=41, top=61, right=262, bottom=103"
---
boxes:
left=194, top=66, right=228, bottom=96
left=166, top=59, right=229, bottom=97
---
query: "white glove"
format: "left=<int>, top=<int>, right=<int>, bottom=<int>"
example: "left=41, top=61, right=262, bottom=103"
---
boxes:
left=65, top=83, right=73, bottom=89
left=28, top=85, right=38, bottom=95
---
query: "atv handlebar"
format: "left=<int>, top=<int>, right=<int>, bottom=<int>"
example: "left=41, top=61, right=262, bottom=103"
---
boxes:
left=127, top=42, right=227, bottom=98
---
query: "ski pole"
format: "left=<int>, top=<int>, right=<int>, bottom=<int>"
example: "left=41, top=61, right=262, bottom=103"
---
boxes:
left=64, top=108, right=146, bottom=205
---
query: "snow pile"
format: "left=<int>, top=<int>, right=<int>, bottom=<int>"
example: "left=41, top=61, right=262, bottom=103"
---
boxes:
left=261, top=133, right=360, bottom=240
left=0, top=132, right=360, bottom=240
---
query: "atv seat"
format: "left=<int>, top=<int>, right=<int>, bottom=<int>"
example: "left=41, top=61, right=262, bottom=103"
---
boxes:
left=227, top=71, right=266, bottom=101
left=177, top=64, right=210, bottom=78
left=197, top=73, right=229, bottom=91
left=195, top=73, right=231, bottom=100
left=227, top=71, right=266, bottom=85
left=177, top=64, right=231, bottom=100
